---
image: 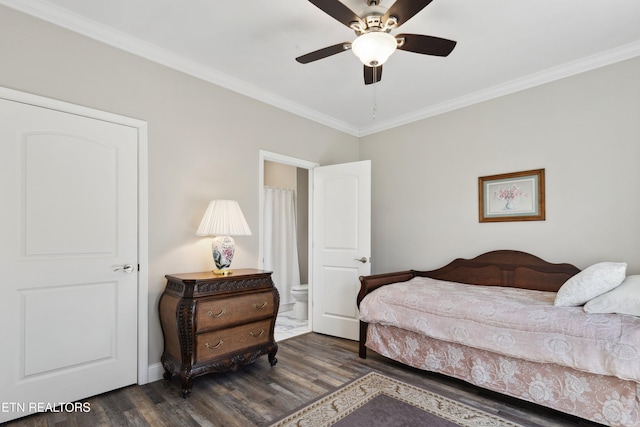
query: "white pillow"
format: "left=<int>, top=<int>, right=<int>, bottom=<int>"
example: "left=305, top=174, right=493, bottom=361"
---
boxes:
left=554, top=262, right=626, bottom=307
left=584, top=275, right=640, bottom=316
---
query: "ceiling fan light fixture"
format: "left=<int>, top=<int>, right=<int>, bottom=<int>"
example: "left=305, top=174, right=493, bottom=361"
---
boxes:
left=351, top=31, right=397, bottom=67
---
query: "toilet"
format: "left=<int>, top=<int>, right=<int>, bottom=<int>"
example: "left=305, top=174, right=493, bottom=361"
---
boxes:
left=290, top=284, right=308, bottom=321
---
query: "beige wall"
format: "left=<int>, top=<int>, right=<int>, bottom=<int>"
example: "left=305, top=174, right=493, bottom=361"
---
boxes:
left=0, top=6, right=359, bottom=367
left=296, top=168, right=309, bottom=284
left=264, top=161, right=298, bottom=189
left=361, top=56, right=640, bottom=275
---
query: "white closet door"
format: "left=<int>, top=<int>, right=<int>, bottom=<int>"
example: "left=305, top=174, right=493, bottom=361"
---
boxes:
left=0, top=97, right=139, bottom=422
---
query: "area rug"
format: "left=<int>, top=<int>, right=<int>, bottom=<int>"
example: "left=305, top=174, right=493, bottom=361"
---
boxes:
left=268, top=371, right=524, bottom=427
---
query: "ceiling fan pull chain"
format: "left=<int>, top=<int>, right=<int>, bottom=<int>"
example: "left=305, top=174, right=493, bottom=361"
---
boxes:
left=372, top=67, right=377, bottom=120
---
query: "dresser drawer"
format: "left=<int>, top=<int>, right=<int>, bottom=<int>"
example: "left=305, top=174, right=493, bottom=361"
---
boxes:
left=195, top=319, right=272, bottom=364
left=195, top=291, right=275, bottom=331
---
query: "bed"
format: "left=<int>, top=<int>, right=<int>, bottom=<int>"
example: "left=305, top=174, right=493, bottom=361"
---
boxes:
left=357, top=250, right=640, bottom=426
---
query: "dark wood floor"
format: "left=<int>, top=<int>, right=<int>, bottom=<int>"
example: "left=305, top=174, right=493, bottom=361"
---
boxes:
left=4, top=333, right=602, bottom=427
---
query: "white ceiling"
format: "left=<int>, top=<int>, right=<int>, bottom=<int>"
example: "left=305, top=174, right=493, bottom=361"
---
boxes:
left=4, top=0, right=640, bottom=136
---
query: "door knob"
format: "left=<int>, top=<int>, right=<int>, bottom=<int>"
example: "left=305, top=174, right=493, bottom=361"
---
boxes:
left=114, top=264, right=135, bottom=273
left=354, top=257, right=368, bottom=263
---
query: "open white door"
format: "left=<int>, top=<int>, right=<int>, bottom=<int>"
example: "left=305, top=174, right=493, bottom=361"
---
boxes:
left=312, top=160, right=371, bottom=340
left=0, top=95, right=140, bottom=422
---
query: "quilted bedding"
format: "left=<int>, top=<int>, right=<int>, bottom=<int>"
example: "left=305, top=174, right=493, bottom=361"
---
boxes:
left=359, top=276, right=640, bottom=383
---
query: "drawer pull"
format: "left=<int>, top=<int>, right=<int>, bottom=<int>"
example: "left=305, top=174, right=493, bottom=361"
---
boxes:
left=250, top=329, right=265, bottom=338
left=205, top=340, right=224, bottom=349
left=253, top=302, right=268, bottom=309
left=207, top=308, right=226, bottom=318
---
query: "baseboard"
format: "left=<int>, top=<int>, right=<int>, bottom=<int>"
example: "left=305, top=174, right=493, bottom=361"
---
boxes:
left=279, top=303, right=294, bottom=312
left=146, top=362, right=165, bottom=383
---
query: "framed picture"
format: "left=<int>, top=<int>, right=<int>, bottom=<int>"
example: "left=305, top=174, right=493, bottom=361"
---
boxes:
left=478, top=169, right=545, bottom=222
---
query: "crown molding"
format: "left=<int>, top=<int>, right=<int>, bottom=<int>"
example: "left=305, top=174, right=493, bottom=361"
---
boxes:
left=0, top=0, right=361, bottom=136
left=2, top=0, right=639, bottom=138
left=358, top=40, right=640, bottom=136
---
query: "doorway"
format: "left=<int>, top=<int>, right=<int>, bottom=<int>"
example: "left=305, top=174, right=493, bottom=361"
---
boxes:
left=259, top=151, right=318, bottom=341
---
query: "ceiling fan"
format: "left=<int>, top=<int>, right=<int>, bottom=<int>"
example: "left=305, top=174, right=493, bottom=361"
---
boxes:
left=296, top=0, right=457, bottom=85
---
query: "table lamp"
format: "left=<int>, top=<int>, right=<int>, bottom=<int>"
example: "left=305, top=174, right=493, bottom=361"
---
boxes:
left=196, top=200, right=252, bottom=275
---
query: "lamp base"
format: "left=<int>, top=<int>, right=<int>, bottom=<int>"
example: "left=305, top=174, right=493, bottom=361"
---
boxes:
left=211, top=235, right=235, bottom=272
left=213, top=269, right=233, bottom=276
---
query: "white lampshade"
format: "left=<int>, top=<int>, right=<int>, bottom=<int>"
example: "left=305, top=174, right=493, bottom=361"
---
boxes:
left=196, top=200, right=252, bottom=236
left=351, top=32, right=397, bottom=67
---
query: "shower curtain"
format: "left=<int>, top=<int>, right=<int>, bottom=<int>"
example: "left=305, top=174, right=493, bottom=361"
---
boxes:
left=263, top=187, right=301, bottom=307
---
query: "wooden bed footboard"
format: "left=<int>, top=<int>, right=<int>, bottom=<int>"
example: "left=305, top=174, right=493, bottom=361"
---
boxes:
left=357, top=250, right=580, bottom=359
left=357, top=270, right=415, bottom=358
left=357, top=270, right=415, bottom=308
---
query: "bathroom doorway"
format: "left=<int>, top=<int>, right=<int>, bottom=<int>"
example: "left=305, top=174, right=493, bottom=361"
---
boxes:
left=259, top=151, right=317, bottom=341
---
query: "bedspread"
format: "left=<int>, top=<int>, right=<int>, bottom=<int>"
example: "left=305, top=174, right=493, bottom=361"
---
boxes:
left=367, top=323, right=640, bottom=426
left=359, top=277, right=640, bottom=383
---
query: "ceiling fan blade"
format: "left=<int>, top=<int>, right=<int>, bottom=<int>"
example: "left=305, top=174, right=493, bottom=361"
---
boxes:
left=396, top=34, right=456, bottom=57
left=296, top=42, right=350, bottom=64
left=308, top=0, right=363, bottom=28
left=364, top=65, right=383, bottom=85
left=383, top=0, right=434, bottom=27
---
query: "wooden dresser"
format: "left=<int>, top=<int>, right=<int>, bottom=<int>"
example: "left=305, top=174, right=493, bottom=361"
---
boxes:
left=159, top=269, right=279, bottom=397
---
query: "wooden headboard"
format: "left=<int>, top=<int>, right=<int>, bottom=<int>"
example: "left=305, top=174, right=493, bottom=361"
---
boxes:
left=357, top=250, right=580, bottom=358
left=415, top=250, right=580, bottom=292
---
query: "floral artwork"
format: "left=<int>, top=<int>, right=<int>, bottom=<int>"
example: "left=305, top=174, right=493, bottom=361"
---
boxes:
left=493, top=184, right=527, bottom=210
left=479, top=169, right=545, bottom=222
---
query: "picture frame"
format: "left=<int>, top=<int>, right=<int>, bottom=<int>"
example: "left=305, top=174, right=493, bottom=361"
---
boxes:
left=478, top=169, right=545, bottom=222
